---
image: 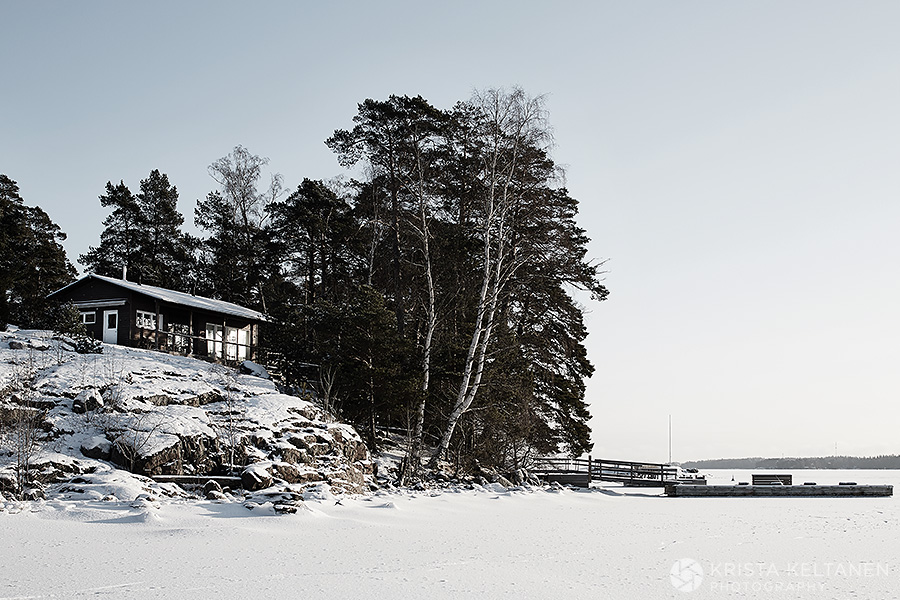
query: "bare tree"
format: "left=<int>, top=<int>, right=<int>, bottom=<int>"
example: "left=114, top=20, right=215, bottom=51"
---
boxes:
left=0, top=403, right=46, bottom=498
left=431, top=88, right=553, bottom=466
left=99, top=352, right=129, bottom=410
left=208, top=145, right=283, bottom=237
left=91, top=354, right=161, bottom=473
left=0, top=350, right=47, bottom=497
left=318, top=364, right=340, bottom=416
left=198, top=145, right=284, bottom=311
left=211, top=365, right=244, bottom=474
left=110, top=410, right=164, bottom=473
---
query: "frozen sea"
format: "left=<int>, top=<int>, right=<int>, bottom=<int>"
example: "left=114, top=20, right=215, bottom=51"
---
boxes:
left=2, top=469, right=898, bottom=599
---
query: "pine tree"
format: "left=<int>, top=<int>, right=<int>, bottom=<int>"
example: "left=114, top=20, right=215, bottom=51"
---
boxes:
left=328, top=96, right=450, bottom=473
left=267, top=178, right=357, bottom=305
left=79, top=181, right=144, bottom=280
left=0, top=175, right=26, bottom=325
left=0, top=175, right=76, bottom=327
left=81, top=173, right=197, bottom=291
left=135, top=169, right=195, bottom=290
left=327, top=95, right=446, bottom=337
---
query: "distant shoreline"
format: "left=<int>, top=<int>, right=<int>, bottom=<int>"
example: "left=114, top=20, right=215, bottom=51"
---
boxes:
left=681, top=455, right=900, bottom=470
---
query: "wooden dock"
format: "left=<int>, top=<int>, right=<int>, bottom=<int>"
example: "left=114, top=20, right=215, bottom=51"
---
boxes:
left=151, top=475, right=242, bottom=487
left=532, top=458, right=892, bottom=497
left=532, top=457, right=705, bottom=488
left=665, top=483, right=893, bottom=498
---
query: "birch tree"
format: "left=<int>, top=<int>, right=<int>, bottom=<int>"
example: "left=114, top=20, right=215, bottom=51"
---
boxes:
left=430, top=88, right=558, bottom=465
left=396, top=110, right=450, bottom=478
left=196, top=146, right=283, bottom=309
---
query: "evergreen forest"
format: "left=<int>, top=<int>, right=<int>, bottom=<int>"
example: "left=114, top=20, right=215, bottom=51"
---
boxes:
left=2, top=89, right=608, bottom=476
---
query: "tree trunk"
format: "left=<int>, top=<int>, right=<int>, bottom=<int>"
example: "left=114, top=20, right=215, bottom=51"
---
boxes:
left=430, top=189, right=499, bottom=466
left=408, top=188, right=437, bottom=477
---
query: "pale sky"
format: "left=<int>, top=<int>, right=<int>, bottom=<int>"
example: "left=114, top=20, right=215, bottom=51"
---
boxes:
left=3, top=1, right=898, bottom=462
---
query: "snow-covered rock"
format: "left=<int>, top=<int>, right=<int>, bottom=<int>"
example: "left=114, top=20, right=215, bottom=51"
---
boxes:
left=80, top=435, right=112, bottom=460
left=0, top=330, right=373, bottom=500
left=240, top=360, right=270, bottom=379
left=241, top=464, right=274, bottom=491
left=72, top=388, right=103, bottom=413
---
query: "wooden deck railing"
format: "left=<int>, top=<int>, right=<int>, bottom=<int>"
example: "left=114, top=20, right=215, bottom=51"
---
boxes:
left=533, top=456, right=681, bottom=486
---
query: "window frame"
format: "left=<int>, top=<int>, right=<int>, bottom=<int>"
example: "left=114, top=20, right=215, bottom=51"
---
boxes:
left=135, top=310, right=158, bottom=331
left=206, top=323, right=224, bottom=358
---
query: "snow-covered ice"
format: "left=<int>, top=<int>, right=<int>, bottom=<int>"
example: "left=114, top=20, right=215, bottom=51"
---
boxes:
left=2, top=330, right=898, bottom=598
left=2, top=470, right=899, bottom=599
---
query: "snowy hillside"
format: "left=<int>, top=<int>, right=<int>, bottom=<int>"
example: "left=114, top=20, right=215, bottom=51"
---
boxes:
left=0, top=328, right=371, bottom=504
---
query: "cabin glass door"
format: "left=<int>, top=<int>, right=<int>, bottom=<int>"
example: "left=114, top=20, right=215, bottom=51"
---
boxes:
left=206, top=323, right=224, bottom=358
left=237, top=328, right=249, bottom=361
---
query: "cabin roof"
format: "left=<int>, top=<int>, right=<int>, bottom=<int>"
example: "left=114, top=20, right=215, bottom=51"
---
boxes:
left=50, top=274, right=268, bottom=322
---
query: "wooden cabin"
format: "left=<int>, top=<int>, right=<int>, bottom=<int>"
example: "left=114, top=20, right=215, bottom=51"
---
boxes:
left=49, top=274, right=267, bottom=361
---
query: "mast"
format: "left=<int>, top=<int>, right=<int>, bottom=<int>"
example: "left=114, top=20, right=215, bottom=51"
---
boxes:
left=668, top=414, right=672, bottom=464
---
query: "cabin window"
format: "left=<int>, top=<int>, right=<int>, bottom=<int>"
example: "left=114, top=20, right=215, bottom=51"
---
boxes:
left=225, top=327, right=237, bottom=361
left=80, top=312, right=96, bottom=325
left=224, top=326, right=250, bottom=361
left=168, top=323, right=190, bottom=354
left=206, top=323, right=224, bottom=358
left=136, top=310, right=161, bottom=331
left=237, top=327, right=249, bottom=361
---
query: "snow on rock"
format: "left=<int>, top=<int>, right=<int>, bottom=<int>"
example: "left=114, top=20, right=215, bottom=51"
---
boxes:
left=79, top=435, right=111, bottom=460
left=72, top=388, right=103, bottom=413
left=241, top=463, right=274, bottom=491
left=0, top=329, right=372, bottom=500
left=239, top=360, right=270, bottom=379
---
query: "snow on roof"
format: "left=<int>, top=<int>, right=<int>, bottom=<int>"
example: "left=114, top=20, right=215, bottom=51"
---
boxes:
left=52, top=274, right=268, bottom=321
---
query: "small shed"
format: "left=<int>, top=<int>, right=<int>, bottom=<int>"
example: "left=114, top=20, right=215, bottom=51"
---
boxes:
left=49, top=273, right=267, bottom=361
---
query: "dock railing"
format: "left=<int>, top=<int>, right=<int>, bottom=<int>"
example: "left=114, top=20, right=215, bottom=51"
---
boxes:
left=533, top=456, right=682, bottom=487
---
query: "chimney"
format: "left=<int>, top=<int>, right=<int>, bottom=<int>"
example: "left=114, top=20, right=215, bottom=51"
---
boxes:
left=122, top=264, right=128, bottom=281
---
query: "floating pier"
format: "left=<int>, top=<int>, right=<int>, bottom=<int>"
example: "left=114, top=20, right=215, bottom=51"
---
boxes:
left=665, top=483, right=893, bottom=498
left=532, top=458, right=893, bottom=497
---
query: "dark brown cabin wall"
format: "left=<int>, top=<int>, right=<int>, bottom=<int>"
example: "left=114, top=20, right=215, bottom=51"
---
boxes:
left=187, top=309, right=256, bottom=359
left=81, top=314, right=102, bottom=340
left=52, top=278, right=134, bottom=343
left=129, top=294, right=203, bottom=354
left=128, top=297, right=256, bottom=358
